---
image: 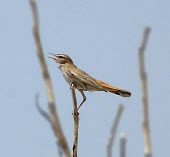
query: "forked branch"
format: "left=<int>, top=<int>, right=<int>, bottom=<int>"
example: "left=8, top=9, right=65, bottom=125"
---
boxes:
left=29, top=0, right=71, bottom=157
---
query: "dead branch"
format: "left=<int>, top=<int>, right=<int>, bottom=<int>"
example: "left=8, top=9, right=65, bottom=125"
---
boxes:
left=107, top=104, right=124, bottom=157
left=120, top=132, right=126, bottom=157
left=71, top=84, right=79, bottom=157
left=29, top=0, right=71, bottom=157
left=138, top=26, right=152, bottom=157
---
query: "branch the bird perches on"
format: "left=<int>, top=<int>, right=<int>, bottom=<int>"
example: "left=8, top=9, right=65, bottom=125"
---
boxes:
left=71, top=84, right=79, bottom=157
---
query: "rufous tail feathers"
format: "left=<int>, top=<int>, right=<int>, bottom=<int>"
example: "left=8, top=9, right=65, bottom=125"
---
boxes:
left=96, top=80, right=131, bottom=97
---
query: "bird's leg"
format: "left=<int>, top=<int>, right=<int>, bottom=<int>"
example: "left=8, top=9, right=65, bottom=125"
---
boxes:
left=77, top=89, right=86, bottom=110
left=79, top=82, right=87, bottom=91
left=70, top=82, right=76, bottom=90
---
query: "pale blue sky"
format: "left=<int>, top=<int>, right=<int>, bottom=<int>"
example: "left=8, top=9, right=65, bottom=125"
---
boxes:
left=0, top=0, right=170, bottom=157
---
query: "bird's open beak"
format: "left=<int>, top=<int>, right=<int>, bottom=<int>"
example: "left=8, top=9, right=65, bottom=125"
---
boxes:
left=48, top=53, right=58, bottom=61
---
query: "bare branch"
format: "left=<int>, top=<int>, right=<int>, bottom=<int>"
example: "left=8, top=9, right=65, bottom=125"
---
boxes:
left=107, top=104, right=124, bottom=157
left=138, top=26, right=152, bottom=157
left=71, top=84, right=79, bottom=157
left=29, top=1, right=71, bottom=157
left=120, top=132, right=126, bottom=157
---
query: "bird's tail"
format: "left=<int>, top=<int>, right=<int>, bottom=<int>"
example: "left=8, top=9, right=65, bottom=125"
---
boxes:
left=96, top=80, right=131, bottom=97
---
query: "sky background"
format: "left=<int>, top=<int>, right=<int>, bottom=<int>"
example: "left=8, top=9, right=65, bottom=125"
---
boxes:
left=1, top=0, right=170, bottom=157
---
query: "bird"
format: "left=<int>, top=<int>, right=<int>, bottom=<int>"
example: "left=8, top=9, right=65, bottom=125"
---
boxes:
left=49, top=53, right=131, bottom=110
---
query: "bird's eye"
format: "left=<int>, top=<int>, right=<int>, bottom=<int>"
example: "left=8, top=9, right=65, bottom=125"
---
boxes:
left=59, top=56, right=63, bottom=59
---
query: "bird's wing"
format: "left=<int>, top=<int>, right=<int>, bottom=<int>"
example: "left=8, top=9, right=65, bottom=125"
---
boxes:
left=65, top=67, right=101, bottom=88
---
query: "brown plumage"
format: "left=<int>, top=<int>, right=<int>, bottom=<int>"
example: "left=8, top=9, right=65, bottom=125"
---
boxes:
left=95, top=80, right=131, bottom=97
left=49, top=53, right=131, bottom=110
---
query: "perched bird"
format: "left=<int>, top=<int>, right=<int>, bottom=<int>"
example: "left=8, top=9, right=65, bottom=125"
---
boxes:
left=49, top=53, right=131, bottom=110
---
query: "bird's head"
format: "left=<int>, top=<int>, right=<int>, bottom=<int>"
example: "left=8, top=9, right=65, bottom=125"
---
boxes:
left=49, top=53, right=74, bottom=66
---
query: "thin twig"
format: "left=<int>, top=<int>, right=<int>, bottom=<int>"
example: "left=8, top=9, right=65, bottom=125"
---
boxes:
left=107, top=104, right=124, bottom=157
left=138, top=26, right=152, bottom=157
left=36, top=94, right=63, bottom=157
left=56, top=141, right=64, bottom=157
left=71, top=84, right=79, bottom=157
left=35, top=93, right=51, bottom=123
left=120, top=132, right=126, bottom=157
left=29, top=1, right=71, bottom=157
